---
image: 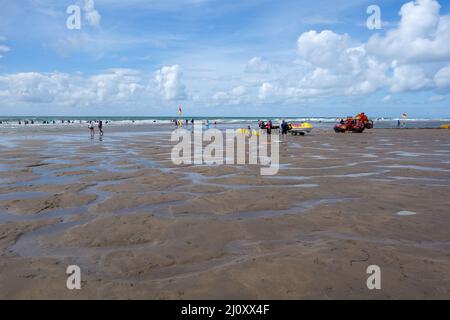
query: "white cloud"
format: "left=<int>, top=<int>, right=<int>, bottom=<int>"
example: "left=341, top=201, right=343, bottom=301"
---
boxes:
left=294, top=31, right=388, bottom=97
left=246, top=57, right=270, bottom=73
left=212, top=86, right=247, bottom=105
left=3, top=0, right=450, bottom=110
left=258, top=82, right=274, bottom=100
left=297, top=30, right=353, bottom=71
left=435, top=65, right=450, bottom=90
left=154, top=65, right=187, bottom=101
left=0, top=68, right=182, bottom=108
left=366, top=0, right=450, bottom=64
left=390, top=65, right=433, bottom=93
left=241, top=0, right=450, bottom=104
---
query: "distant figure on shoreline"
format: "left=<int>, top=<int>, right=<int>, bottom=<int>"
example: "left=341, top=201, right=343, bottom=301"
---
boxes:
left=397, top=120, right=401, bottom=128
left=266, top=120, right=273, bottom=135
left=281, top=120, right=288, bottom=140
left=88, top=121, right=95, bottom=139
left=98, top=120, right=104, bottom=136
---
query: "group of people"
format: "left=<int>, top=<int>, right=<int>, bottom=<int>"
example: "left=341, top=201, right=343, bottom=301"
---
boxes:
left=258, top=119, right=290, bottom=137
left=9, top=119, right=108, bottom=125
left=88, top=120, right=104, bottom=139
left=173, top=119, right=217, bottom=129
left=339, top=113, right=369, bottom=127
left=258, top=120, right=274, bottom=134
left=355, top=112, right=369, bottom=126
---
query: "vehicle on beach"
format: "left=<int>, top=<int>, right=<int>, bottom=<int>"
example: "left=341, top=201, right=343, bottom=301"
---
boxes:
left=288, top=122, right=314, bottom=135
left=257, top=121, right=314, bottom=136
left=334, top=114, right=373, bottom=133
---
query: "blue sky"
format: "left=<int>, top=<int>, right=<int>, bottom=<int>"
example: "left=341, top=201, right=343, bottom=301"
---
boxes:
left=0, top=0, right=449, bottom=117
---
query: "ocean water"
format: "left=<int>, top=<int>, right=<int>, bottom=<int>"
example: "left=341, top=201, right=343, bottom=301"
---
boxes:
left=0, top=116, right=449, bottom=129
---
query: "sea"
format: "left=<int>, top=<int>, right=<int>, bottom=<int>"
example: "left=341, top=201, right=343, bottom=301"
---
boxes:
left=0, top=116, right=449, bottom=129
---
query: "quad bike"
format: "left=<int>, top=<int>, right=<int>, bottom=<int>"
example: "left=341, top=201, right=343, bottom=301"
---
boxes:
left=334, top=119, right=373, bottom=133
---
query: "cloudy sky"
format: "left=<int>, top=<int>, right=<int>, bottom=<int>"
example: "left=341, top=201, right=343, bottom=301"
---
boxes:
left=0, top=0, right=449, bottom=117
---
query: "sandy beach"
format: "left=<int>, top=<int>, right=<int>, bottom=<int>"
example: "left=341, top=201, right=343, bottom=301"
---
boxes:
left=0, top=124, right=449, bottom=299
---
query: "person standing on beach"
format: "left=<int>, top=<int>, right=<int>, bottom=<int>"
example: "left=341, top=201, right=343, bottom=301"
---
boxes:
left=281, top=120, right=288, bottom=140
left=266, top=120, right=272, bottom=135
left=88, top=121, right=95, bottom=139
left=98, top=120, right=104, bottom=136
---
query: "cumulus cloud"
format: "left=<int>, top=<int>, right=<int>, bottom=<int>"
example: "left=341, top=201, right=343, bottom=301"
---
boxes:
left=212, top=86, right=247, bottom=105
left=154, top=65, right=187, bottom=101
left=245, top=0, right=450, bottom=105
left=366, top=0, right=449, bottom=64
left=435, top=65, right=450, bottom=90
left=297, top=30, right=353, bottom=71
left=390, top=64, right=434, bottom=92
left=3, top=0, right=450, bottom=109
left=0, top=69, right=144, bottom=105
left=258, top=83, right=274, bottom=100
left=0, top=67, right=186, bottom=108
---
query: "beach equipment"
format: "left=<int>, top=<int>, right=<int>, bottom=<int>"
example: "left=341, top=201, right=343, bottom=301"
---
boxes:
left=440, top=124, right=450, bottom=129
left=289, top=122, right=313, bottom=135
left=334, top=115, right=373, bottom=133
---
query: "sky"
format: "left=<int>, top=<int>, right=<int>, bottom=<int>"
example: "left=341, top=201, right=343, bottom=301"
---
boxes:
left=0, top=0, right=450, bottom=118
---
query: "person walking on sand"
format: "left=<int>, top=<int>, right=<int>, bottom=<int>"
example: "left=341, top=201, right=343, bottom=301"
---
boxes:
left=88, top=121, right=95, bottom=139
left=98, top=120, right=104, bottom=136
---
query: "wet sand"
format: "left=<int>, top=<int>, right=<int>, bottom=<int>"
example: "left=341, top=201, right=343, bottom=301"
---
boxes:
left=0, top=125, right=450, bottom=299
